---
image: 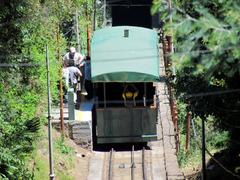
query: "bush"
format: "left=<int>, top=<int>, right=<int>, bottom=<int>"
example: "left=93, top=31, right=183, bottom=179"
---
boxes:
left=55, top=137, right=73, bottom=155
left=176, top=100, right=230, bottom=168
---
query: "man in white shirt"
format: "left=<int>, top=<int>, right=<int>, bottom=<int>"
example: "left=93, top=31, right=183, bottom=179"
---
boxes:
left=63, top=46, right=84, bottom=68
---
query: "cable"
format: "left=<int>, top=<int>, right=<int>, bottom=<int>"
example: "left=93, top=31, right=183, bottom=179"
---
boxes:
left=168, top=45, right=240, bottom=56
left=172, top=46, right=240, bottom=55
left=184, top=89, right=240, bottom=98
left=107, top=4, right=151, bottom=7
left=63, top=27, right=74, bottom=36
left=159, top=2, right=240, bottom=55
left=221, top=120, right=240, bottom=129
left=191, top=118, right=240, bottom=179
left=0, top=63, right=40, bottom=67
left=205, top=148, right=240, bottom=179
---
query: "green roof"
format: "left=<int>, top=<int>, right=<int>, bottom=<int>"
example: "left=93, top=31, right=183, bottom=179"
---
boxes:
left=91, top=26, right=160, bottom=82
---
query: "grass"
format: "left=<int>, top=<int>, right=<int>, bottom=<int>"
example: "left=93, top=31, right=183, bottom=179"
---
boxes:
left=176, top=101, right=230, bottom=174
left=28, top=126, right=76, bottom=180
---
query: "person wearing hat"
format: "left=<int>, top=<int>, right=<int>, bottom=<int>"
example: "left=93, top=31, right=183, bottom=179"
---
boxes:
left=63, top=46, right=84, bottom=68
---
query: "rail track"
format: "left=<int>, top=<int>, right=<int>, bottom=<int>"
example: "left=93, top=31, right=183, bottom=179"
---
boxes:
left=104, top=145, right=150, bottom=180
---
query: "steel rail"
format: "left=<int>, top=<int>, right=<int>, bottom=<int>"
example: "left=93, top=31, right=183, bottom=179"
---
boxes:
left=131, top=145, right=135, bottom=180
left=142, top=147, right=147, bottom=180
left=108, top=148, right=114, bottom=180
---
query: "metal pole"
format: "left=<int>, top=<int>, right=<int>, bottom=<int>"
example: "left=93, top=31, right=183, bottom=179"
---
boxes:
left=86, top=3, right=91, bottom=57
left=103, top=83, right=106, bottom=108
left=46, top=45, right=55, bottom=180
left=143, top=83, right=146, bottom=107
left=87, top=27, right=91, bottom=57
left=57, top=26, right=64, bottom=136
left=93, top=0, right=97, bottom=31
left=76, top=10, right=80, bottom=52
left=202, top=118, right=207, bottom=180
left=167, top=0, right=172, bottom=24
left=103, top=0, right=106, bottom=26
left=185, top=111, right=191, bottom=152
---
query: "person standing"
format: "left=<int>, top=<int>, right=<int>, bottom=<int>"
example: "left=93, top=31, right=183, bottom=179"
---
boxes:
left=63, top=46, right=84, bottom=68
left=67, top=59, right=82, bottom=92
left=63, top=46, right=85, bottom=92
left=62, top=63, right=69, bottom=103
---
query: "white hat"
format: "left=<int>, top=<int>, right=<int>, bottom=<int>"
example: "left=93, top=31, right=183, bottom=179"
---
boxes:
left=70, top=47, right=76, bottom=53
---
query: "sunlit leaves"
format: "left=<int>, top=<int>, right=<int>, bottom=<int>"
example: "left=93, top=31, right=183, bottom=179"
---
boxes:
left=153, top=0, right=240, bottom=80
left=0, top=0, right=84, bottom=179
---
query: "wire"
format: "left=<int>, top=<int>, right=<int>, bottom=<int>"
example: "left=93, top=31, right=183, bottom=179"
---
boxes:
left=221, top=120, right=240, bottom=129
left=205, top=148, right=240, bottom=179
left=106, top=0, right=126, bottom=3
left=160, top=2, right=240, bottom=55
left=0, top=63, right=41, bottom=67
left=63, top=27, right=74, bottom=36
left=191, top=118, right=240, bottom=179
left=107, top=4, right=151, bottom=7
left=168, top=45, right=240, bottom=56
left=184, top=89, right=240, bottom=98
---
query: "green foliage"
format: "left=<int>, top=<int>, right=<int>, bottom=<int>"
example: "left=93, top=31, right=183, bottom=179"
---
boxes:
left=31, top=128, right=76, bottom=180
left=176, top=100, right=230, bottom=168
left=153, top=0, right=239, bottom=172
left=62, top=0, right=95, bottom=54
left=0, top=88, right=41, bottom=179
left=55, top=136, right=73, bottom=155
left=0, top=0, right=88, bottom=178
left=152, top=0, right=240, bottom=83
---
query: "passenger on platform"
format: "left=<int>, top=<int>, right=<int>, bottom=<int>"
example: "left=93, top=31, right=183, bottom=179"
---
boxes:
left=68, top=59, right=82, bottom=92
left=63, top=46, right=85, bottom=93
left=63, top=46, right=84, bottom=68
left=62, top=63, right=69, bottom=103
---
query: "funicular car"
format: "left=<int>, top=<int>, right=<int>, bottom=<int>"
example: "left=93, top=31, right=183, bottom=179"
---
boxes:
left=91, top=26, right=160, bottom=144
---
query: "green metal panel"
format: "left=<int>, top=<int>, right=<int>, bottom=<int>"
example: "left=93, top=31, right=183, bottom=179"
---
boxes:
left=96, top=107, right=157, bottom=143
left=91, top=26, right=160, bottom=82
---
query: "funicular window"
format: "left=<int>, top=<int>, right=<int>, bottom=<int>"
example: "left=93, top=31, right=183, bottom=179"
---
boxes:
left=95, top=82, right=155, bottom=108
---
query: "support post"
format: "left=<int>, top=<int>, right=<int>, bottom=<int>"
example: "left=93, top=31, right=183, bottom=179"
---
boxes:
left=68, top=88, right=75, bottom=120
left=103, top=0, right=106, bottom=26
left=46, top=45, right=55, bottom=180
left=202, top=118, right=207, bottom=180
left=185, top=111, right=191, bottom=152
left=93, top=0, right=96, bottom=31
left=167, top=0, right=172, bottom=24
left=103, top=83, right=106, bottom=108
left=76, top=10, right=80, bottom=52
left=86, top=3, right=91, bottom=57
left=143, top=83, right=147, bottom=106
left=57, top=26, right=64, bottom=135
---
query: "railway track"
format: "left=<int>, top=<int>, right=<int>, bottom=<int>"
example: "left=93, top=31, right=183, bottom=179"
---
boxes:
left=104, top=145, right=151, bottom=180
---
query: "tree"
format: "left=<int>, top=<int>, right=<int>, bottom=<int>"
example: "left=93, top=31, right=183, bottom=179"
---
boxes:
left=0, top=0, right=84, bottom=178
left=152, top=0, right=240, bottom=87
left=152, top=1, right=240, bottom=177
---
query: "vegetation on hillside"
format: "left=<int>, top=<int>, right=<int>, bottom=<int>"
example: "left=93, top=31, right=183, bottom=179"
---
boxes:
left=30, top=127, right=90, bottom=180
left=152, top=0, right=240, bottom=178
left=0, top=0, right=94, bottom=179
